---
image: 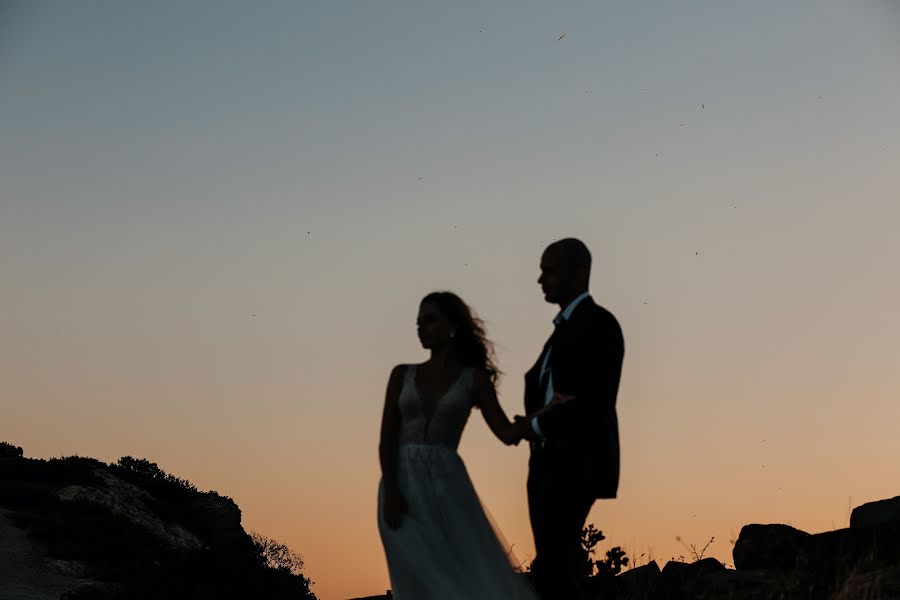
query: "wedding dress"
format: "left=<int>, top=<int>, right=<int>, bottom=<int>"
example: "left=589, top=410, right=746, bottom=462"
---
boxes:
left=378, top=365, right=537, bottom=599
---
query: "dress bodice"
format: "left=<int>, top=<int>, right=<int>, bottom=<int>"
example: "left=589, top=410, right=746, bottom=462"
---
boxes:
left=397, top=365, right=475, bottom=448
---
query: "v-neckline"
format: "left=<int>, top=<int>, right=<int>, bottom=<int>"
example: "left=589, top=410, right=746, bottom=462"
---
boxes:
left=413, top=365, right=465, bottom=433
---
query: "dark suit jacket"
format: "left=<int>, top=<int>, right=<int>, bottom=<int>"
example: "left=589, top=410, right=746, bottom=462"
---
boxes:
left=525, top=296, right=624, bottom=499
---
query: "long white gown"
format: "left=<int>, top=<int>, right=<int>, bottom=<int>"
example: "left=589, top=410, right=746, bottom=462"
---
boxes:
left=378, top=365, right=537, bottom=599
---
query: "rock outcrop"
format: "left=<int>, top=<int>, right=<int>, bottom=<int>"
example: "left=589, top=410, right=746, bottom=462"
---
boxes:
left=611, top=496, right=900, bottom=599
left=0, top=443, right=316, bottom=600
left=56, top=468, right=203, bottom=551
left=851, top=495, right=900, bottom=529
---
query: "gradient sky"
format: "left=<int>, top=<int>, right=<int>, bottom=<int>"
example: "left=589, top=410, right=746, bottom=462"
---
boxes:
left=2, top=2, right=900, bottom=598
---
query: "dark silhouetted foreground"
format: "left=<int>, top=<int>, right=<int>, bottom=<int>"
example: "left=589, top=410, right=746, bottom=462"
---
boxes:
left=358, top=498, right=900, bottom=599
left=0, top=442, right=317, bottom=600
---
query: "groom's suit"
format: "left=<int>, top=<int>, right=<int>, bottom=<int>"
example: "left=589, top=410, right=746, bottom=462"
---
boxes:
left=525, top=294, right=624, bottom=599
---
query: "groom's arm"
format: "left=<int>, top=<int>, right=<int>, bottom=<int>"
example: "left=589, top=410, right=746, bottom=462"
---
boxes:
left=533, top=312, right=624, bottom=439
left=575, top=312, right=624, bottom=414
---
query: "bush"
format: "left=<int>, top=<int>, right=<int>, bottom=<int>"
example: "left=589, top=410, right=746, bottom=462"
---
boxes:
left=579, top=523, right=629, bottom=578
left=527, top=522, right=629, bottom=596
left=250, top=531, right=316, bottom=596
left=113, top=456, right=198, bottom=493
left=0, top=441, right=24, bottom=458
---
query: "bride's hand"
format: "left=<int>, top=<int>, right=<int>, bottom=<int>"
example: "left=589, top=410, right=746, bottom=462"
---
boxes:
left=383, top=487, right=408, bottom=529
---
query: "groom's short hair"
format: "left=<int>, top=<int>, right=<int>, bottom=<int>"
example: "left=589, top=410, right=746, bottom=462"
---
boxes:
left=548, top=238, right=592, bottom=271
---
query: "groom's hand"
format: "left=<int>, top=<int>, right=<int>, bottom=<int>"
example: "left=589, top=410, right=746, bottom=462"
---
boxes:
left=547, top=392, right=576, bottom=408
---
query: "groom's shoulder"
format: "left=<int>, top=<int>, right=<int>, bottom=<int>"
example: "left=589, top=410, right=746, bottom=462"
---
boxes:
left=580, top=298, right=620, bottom=325
left=578, top=300, right=623, bottom=340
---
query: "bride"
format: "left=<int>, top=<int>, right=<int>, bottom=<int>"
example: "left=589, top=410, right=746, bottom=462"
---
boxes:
left=377, top=291, right=566, bottom=599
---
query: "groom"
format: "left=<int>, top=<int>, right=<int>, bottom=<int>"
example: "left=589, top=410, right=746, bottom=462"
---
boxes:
left=513, top=238, right=625, bottom=600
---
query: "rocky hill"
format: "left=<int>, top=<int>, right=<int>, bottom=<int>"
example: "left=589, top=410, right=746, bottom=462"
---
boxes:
left=0, top=442, right=316, bottom=600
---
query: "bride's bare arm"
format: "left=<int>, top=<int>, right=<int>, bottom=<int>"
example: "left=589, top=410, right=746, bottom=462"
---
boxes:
left=379, top=365, right=407, bottom=527
left=379, top=365, right=406, bottom=488
left=475, top=370, right=521, bottom=446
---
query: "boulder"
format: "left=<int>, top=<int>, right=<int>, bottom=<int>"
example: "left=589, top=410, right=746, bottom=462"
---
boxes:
left=616, top=560, right=660, bottom=597
left=653, top=559, right=729, bottom=599
left=732, top=523, right=810, bottom=571
left=797, top=521, right=900, bottom=574
left=686, top=557, right=727, bottom=577
left=851, top=495, right=900, bottom=529
left=661, top=560, right=690, bottom=577
left=730, top=513, right=900, bottom=595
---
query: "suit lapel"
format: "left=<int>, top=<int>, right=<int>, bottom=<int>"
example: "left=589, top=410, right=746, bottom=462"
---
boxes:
left=526, top=325, right=565, bottom=413
left=525, top=297, right=594, bottom=413
left=525, top=331, right=554, bottom=414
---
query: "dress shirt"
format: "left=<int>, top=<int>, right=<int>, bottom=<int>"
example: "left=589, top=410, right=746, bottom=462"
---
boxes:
left=531, top=291, right=591, bottom=439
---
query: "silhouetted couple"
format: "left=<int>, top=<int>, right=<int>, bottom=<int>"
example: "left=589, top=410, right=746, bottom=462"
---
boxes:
left=378, top=238, right=625, bottom=600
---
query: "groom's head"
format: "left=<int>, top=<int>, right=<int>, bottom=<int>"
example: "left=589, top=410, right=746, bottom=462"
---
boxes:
left=538, top=238, right=591, bottom=307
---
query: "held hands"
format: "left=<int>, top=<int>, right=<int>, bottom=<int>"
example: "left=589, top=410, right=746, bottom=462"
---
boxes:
left=510, top=415, right=537, bottom=444
left=509, top=392, right=576, bottom=444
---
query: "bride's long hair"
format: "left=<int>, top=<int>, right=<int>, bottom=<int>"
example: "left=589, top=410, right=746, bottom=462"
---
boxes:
left=421, top=291, right=501, bottom=385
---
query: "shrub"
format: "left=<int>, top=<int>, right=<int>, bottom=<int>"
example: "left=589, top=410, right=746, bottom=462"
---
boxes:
left=250, top=532, right=317, bottom=598
left=0, top=441, right=24, bottom=458
left=113, top=457, right=198, bottom=493
left=526, top=522, right=629, bottom=595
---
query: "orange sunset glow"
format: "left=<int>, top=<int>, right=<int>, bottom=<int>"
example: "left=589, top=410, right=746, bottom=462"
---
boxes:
left=2, top=2, right=899, bottom=599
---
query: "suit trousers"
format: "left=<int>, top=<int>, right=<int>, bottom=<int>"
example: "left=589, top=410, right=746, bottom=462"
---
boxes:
left=527, top=445, right=596, bottom=600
